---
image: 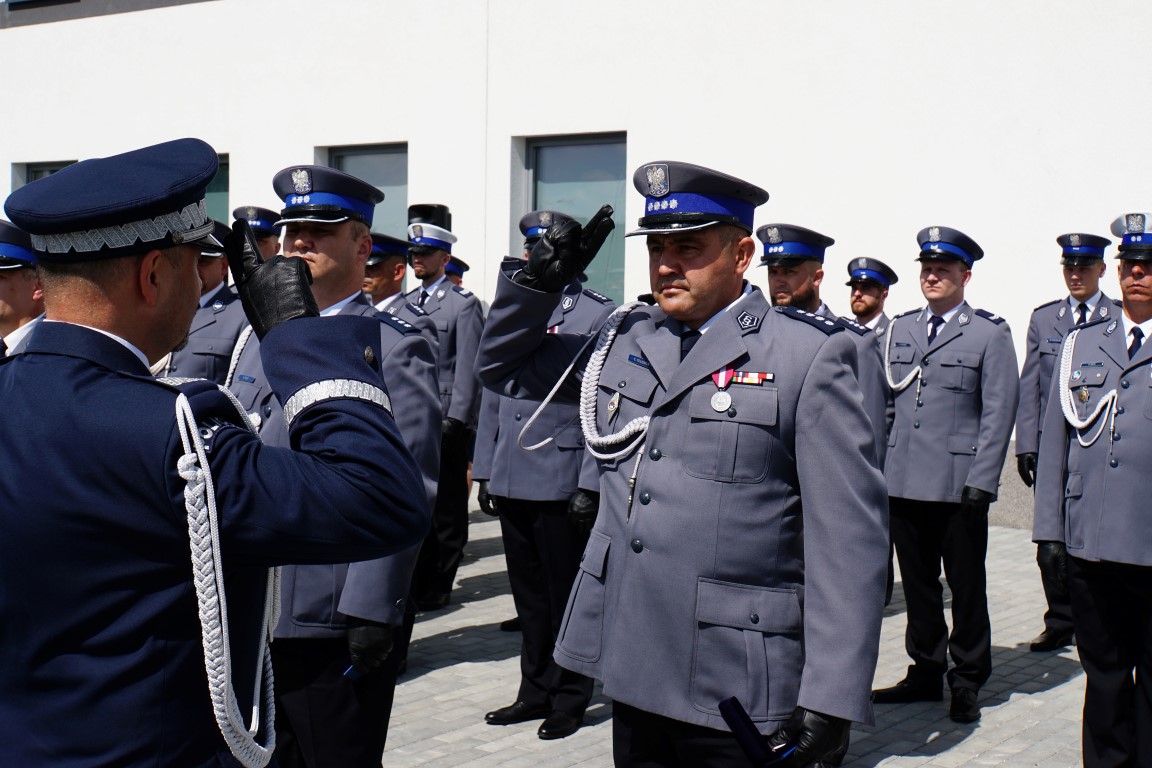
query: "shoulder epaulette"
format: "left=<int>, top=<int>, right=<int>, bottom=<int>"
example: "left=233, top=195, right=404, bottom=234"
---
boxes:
left=406, top=302, right=428, bottom=316
left=582, top=288, right=613, bottom=304
left=774, top=305, right=844, bottom=334
left=452, top=285, right=474, bottom=298
left=837, top=317, right=870, bottom=336
left=974, top=308, right=1007, bottom=325
left=380, top=312, right=419, bottom=335
left=894, top=308, right=922, bottom=319
left=1033, top=298, right=1061, bottom=311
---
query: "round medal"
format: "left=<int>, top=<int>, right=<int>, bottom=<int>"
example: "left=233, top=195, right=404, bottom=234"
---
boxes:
left=711, top=390, right=733, bottom=412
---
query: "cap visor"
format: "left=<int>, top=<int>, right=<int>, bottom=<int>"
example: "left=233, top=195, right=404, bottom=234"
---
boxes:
left=275, top=214, right=351, bottom=226
left=625, top=221, right=719, bottom=237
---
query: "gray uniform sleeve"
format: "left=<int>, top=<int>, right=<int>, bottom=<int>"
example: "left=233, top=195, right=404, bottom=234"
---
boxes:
left=1015, top=312, right=1043, bottom=456
left=446, top=295, right=486, bottom=427
left=966, top=322, right=1020, bottom=496
left=1033, top=352, right=1071, bottom=543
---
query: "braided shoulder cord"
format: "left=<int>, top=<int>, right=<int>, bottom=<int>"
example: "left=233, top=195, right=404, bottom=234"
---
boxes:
left=882, top=320, right=921, bottom=392
left=1058, top=328, right=1117, bottom=448
left=578, top=302, right=652, bottom=461
left=224, top=325, right=255, bottom=390
left=173, top=388, right=276, bottom=767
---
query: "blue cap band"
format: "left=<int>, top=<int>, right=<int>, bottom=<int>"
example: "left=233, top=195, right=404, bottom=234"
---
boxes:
left=250, top=217, right=279, bottom=232
left=850, top=268, right=890, bottom=285
left=763, top=241, right=826, bottom=260
left=372, top=244, right=408, bottom=258
left=1123, top=234, right=1152, bottom=248
left=920, top=241, right=973, bottom=266
left=0, top=242, right=35, bottom=264
left=411, top=236, right=453, bottom=253
left=644, top=192, right=755, bottom=230
left=282, top=191, right=376, bottom=224
left=445, top=262, right=464, bottom=275
left=1062, top=245, right=1105, bottom=256
left=524, top=225, right=548, bottom=238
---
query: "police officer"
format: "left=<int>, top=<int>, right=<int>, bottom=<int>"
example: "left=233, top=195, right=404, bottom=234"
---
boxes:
left=0, top=219, right=43, bottom=356
left=0, top=138, right=428, bottom=768
left=845, top=257, right=899, bottom=336
left=405, top=204, right=485, bottom=610
left=758, top=224, right=892, bottom=468
left=1034, top=212, right=1152, bottom=767
left=446, top=255, right=469, bottom=287
left=473, top=210, right=615, bottom=741
left=233, top=205, right=283, bottom=259
left=363, top=231, right=437, bottom=350
left=873, top=226, right=1019, bottom=724
left=478, top=161, right=889, bottom=767
left=158, top=220, right=249, bottom=383
left=1016, top=232, right=1113, bottom=654
left=228, top=166, right=441, bottom=768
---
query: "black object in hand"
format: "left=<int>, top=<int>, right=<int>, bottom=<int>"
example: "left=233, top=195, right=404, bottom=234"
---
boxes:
left=718, top=696, right=797, bottom=766
left=513, top=204, right=615, bottom=292
left=346, top=617, right=394, bottom=676
left=225, top=219, right=318, bottom=339
left=766, top=706, right=850, bottom=766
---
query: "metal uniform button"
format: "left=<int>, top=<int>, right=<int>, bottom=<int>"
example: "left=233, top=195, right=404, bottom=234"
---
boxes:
left=263, top=405, right=272, bottom=418
left=649, top=447, right=662, bottom=460
left=1122, top=379, right=1130, bottom=389
left=639, top=491, right=651, bottom=505
left=916, top=400, right=924, bottom=407
left=514, top=413, right=522, bottom=421
left=923, top=358, right=931, bottom=366
left=630, top=539, right=643, bottom=553
left=618, top=381, right=627, bottom=388
left=1114, top=433, right=1121, bottom=441
left=363, top=346, right=377, bottom=367
left=1118, top=406, right=1127, bottom=415
left=1110, top=459, right=1119, bottom=468
left=913, top=421, right=920, bottom=429
left=750, top=612, right=760, bottom=625
left=727, top=407, right=738, bottom=418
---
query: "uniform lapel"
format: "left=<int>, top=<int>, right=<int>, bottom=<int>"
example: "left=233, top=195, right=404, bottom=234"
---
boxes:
left=635, top=318, right=681, bottom=393
left=186, top=303, right=217, bottom=334
left=1097, top=320, right=1127, bottom=370
left=337, top=294, right=375, bottom=317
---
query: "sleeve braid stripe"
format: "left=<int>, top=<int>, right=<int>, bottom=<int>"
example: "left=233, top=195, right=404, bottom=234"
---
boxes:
left=282, top=378, right=392, bottom=428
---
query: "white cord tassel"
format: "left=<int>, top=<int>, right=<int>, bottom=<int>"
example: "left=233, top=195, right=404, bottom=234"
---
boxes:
left=1058, top=328, right=1118, bottom=448
left=175, top=393, right=276, bottom=768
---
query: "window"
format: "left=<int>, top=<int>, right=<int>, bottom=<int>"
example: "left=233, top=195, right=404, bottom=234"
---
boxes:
left=12, top=160, right=75, bottom=190
left=329, top=144, right=408, bottom=237
left=523, top=134, right=627, bottom=303
left=204, top=155, right=229, bottom=224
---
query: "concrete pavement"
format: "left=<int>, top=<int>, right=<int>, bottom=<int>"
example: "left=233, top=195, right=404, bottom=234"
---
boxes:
left=384, top=459, right=1086, bottom=766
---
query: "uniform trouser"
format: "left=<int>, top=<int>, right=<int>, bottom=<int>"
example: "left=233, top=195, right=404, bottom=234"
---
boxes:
left=496, top=496, right=594, bottom=717
left=272, top=636, right=403, bottom=768
left=414, top=428, right=472, bottom=598
left=612, top=701, right=749, bottom=768
left=1037, top=542, right=1075, bottom=636
left=1069, top=557, right=1152, bottom=768
left=889, top=497, right=991, bottom=692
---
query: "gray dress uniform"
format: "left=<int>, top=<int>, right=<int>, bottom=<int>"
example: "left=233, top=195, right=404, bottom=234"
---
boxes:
left=478, top=275, right=889, bottom=733
left=405, top=279, right=485, bottom=426
left=380, top=298, right=438, bottom=352
left=164, top=285, right=249, bottom=384
left=883, top=300, right=1019, bottom=693
left=472, top=279, right=615, bottom=722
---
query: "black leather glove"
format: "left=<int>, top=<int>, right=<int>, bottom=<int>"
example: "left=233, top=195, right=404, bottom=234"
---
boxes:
left=1037, top=540, right=1070, bottom=598
left=478, top=480, right=497, bottom=516
left=346, top=617, right=394, bottom=676
left=513, top=204, right=615, bottom=292
left=442, top=417, right=466, bottom=439
left=1016, top=453, right=1038, bottom=488
left=568, top=489, right=599, bottom=536
left=959, top=485, right=993, bottom=536
left=225, top=219, right=319, bottom=339
left=765, top=707, right=850, bottom=766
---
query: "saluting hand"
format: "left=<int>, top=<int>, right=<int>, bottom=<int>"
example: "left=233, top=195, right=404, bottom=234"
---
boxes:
left=225, top=219, right=318, bottom=339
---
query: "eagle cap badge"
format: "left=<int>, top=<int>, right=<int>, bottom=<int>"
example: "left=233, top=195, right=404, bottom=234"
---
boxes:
left=291, top=168, right=311, bottom=194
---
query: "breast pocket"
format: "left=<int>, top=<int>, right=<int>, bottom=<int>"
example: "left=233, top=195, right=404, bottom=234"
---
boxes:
left=684, top=385, right=778, bottom=483
left=938, top=351, right=982, bottom=393
left=1067, top=366, right=1109, bottom=421
left=597, top=356, right=659, bottom=433
left=889, top=344, right=917, bottom=379
left=690, top=579, right=802, bottom=721
left=180, top=334, right=232, bottom=379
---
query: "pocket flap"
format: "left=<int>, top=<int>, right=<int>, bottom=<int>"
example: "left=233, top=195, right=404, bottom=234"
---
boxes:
left=946, top=434, right=978, bottom=455
left=185, top=333, right=230, bottom=357
left=890, top=345, right=916, bottom=364
left=695, top=579, right=801, bottom=633
left=553, top=424, right=584, bottom=449
left=1065, top=472, right=1083, bottom=499
left=600, top=355, right=659, bottom=404
left=579, top=531, right=611, bottom=578
left=230, top=380, right=262, bottom=410
left=687, top=385, right=778, bottom=426
left=1068, top=367, right=1108, bottom=389
left=940, top=351, right=982, bottom=368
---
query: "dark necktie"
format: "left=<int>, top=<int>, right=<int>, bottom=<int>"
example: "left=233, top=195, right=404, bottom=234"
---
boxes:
left=0, top=338, right=7, bottom=357
left=1129, top=327, right=1144, bottom=360
left=417, top=290, right=429, bottom=308
left=1076, top=303, right=1088, bottom=326
left=680, top=330, right=700, bottom=361
left=927, top=315, right=944, bottom=344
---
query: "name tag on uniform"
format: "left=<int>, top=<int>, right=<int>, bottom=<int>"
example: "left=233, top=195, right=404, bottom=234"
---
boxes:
left=894, top=342, right=911, bottom=347
left=1046, top=338, right=1062, bottom=344
left=628, top=354, right=652, bottom=369
left=236, top=374, right=255, bottom=383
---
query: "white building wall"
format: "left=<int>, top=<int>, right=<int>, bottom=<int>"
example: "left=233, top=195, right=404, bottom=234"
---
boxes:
left=2, top=0, right=1150, bottom=364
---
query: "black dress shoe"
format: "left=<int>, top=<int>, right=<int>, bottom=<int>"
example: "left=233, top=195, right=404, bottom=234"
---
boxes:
left=485, top=700, right=549, bottom=725
left=949, top=687, right=980, bottom=723
left=537, top=711, right=582, bottom=740
left=499, top=616, right=522, bottom=632
left=872, top=675, right=942, bottom=703
left=416, top=592, right=450, bottom=612
left=1029, top=627, right=1074, bottom=652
